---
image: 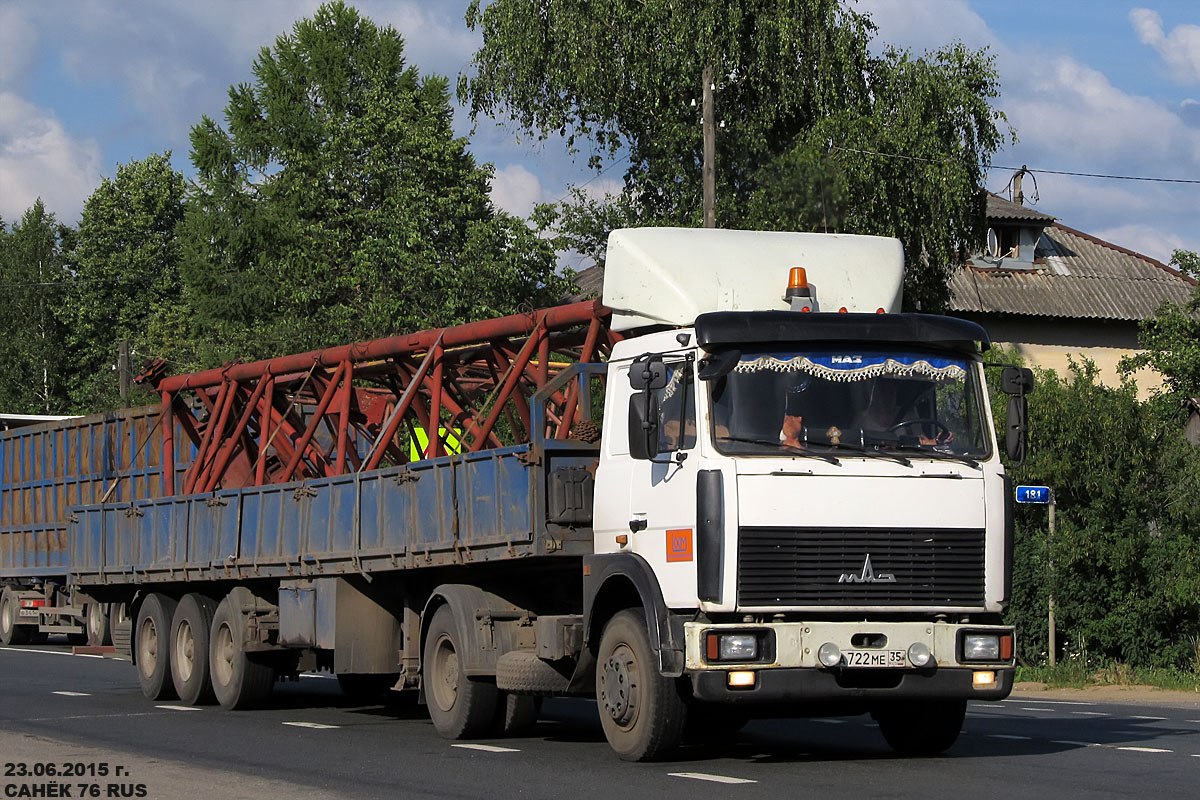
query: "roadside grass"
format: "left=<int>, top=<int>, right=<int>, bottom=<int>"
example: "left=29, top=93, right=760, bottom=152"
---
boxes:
left=1017, top=662, right=1200, bottom=692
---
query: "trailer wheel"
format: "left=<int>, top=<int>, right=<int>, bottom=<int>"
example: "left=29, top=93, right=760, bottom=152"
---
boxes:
left=135, top=594, right=178, bottom=700
left=171, top=594, right=218, bottom=705
left=209, top=595, right=275, bottom=709
left=491, top=693, right=542, bottom=737
left=873, top=699, right=967, bottom=756
left=86, top=602, right=112, bottom=647
left=595, top=609, right=687, bottom=761
left=423, top=605, right=497, bottom=738
left=1, top=588, right=31, bottom=646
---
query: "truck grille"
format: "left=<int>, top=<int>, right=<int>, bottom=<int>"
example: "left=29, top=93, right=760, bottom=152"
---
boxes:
left=738, top=527, right=985, bottom=607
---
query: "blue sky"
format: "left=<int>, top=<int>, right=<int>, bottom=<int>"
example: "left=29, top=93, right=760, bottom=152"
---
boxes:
left=1, top=1, right=1197, bottom=264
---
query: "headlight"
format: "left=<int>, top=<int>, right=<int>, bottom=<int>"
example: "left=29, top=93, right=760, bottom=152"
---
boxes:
left=718, top=634, right=759, bottom=661
left=963, top=633, right=1001, bottom=661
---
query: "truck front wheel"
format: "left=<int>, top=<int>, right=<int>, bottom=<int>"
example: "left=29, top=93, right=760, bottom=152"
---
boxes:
left=874, top=699, right=967, bottom=756
left=423, top=605, right=497, bottom=738
left=135, top=593, right=178, bottom=700
left=595, top=609, right=687, bottom=761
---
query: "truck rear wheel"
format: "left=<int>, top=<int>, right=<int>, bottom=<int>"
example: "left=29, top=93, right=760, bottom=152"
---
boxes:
left=86, top=602, right=112, bottom=647
left=1, top=588, right=31, bottom=646
left=171, top=594, right=217, bottom=705
left=135, top=593, right=178, bottom=700
left=423, top=605, right=497, bottom=739
left=874, top=699, right=967, bottom=756
left=595, top=609, right=687, bottom=761
left=209, top=595, right=275, bottom=709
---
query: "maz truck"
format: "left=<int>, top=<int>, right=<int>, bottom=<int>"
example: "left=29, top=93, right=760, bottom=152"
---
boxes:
left=0, top=228, right=1031, bottom=761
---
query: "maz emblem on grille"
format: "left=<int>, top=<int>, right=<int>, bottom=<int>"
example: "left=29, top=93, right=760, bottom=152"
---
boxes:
left=838, top=554, right=896, bottom=584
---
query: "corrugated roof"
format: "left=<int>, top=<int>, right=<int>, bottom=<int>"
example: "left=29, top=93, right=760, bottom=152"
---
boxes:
left=951, top=223, right=1195, bottom=320
left=986, top=193, right=1056, bottom=223
left=565, top=264, right=604, bottom=302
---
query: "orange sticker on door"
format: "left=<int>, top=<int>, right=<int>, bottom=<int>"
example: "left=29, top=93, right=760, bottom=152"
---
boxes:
left=666, top=528, right=694, bottom=562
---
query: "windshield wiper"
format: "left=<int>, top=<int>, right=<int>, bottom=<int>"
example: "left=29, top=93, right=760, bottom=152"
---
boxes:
left=808, top=439, right=912, bottom=467
left=716, top=436, right=840, bottom=465
left=887, top=443, right=980, bottom=468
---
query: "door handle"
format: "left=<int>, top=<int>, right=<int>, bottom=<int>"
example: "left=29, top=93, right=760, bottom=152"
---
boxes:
left=628, top=519, right=648, bottom=533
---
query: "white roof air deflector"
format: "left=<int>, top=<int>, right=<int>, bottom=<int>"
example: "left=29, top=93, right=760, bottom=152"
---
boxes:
left=601, top=228, right=906, bottom=331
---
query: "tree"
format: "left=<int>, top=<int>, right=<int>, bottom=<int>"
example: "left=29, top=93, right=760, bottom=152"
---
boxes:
left=179, top=1, right=570, bottom=366
left=0, top=201, right=74, bottom=413
left=65, top=153, right=187, bottom=411
left=462, top=0, right=1009, bottom=310
left=1120, top=249, right=1200, bottom=398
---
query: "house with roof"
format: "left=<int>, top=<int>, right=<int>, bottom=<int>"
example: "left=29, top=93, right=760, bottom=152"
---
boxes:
left=949, top=193, right=1196, bottom=397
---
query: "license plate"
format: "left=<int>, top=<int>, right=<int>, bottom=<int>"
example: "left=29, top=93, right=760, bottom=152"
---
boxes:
left=18, top=608, right=39, bottom=618
left=842, top=649, right=906, bottom=668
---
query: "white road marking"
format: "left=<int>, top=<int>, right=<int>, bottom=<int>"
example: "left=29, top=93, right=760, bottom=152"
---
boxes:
left=155, top=705, right=201, bottom=712
left=812, top=718, right=846, bottom=723
left=283, top=721, right=340, bottom=730
left=299, top=673, right=338, bottom=680
left=1129, top=715, right=1167, bottom=721
left=451, top=743, right=519, bottom=753
left=1186, top=720, right=1200, bottom=724
left=1019, top=707, right=1058, bottom=712
left=1052, top=740, right=1100, bottom=746
left=669, top=773, right=757, bottom=785
left=988, top=734, right=1032, bottom=740
left=1117, top=746, right=1171, bottom=753
left=0, top=647, right=104, bottom=659
left=1070, top=711, right=1108, bottom=716
left=1012, top=699, right=1095, bottom=706
left=52, top=691, right=90, bottom=696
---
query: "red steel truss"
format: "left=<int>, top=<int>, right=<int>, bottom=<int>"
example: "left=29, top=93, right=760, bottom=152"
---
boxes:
left=137, top=301, right=618, bottom=495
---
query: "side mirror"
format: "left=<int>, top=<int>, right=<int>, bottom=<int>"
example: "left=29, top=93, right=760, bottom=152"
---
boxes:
left=628, top=392, right=660, bottom=461
left=1001, top=366, right=1034, bottom=396
left=629, top=355, right=668, bottom=390
left=1006, top=394, right=1028, bottom=465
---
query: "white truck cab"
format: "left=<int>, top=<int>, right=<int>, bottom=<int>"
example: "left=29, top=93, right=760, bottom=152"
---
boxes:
left=585, top=227, right=1026, bottom=759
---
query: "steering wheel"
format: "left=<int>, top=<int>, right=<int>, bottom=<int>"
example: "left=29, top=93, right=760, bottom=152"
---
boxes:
left=886, top=418, right=951, bottom=439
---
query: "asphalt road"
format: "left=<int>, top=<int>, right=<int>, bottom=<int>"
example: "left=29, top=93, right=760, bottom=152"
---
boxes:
left=2, top=640, right=1197, bottom=799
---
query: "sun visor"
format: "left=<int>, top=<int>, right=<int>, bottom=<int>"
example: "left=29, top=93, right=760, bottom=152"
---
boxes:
left=601, top=228, right=905, bottom=331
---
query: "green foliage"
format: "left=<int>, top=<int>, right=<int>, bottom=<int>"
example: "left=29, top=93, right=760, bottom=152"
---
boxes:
left=66, top=153, right=187, bottom=411
left=0, top=201, right=75, bottom=413
left=179, top=1, right=571, bottom=367
left=463, top=0, right=1009, bottom=310
left=990, top=351, right=1200, bottom=670
left=1120, top=249, right=1200, bottom=398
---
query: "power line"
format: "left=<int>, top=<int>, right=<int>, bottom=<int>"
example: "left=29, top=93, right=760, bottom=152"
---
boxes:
left=831, top=145, right=1200, bottom=185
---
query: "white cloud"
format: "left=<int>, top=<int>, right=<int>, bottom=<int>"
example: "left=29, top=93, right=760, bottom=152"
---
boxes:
left=1130, top=8, right=1200, bottom=84
left=0, top=92, right=102, bottom=224
left=1092, top=222, right=1190, bottom=263
left=490, top=164, right=551, bottom=216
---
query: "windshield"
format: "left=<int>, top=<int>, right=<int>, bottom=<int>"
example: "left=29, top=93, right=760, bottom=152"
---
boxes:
left=708, top=348, right=991, bottom=460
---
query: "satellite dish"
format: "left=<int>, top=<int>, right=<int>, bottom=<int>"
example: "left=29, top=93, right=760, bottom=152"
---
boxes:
left=986, top=227, right=1000, bottom=258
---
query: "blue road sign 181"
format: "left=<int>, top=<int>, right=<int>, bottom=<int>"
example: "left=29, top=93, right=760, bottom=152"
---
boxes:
left=1016, top=485, right=1051, bottom=504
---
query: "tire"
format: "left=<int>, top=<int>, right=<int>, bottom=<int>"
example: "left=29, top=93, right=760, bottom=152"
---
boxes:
left=170, top=594, right=218, bottom=705
left=337, top=673, right=399, bottom=704
left=86, top=602, right=112, bottom=647
left=1, top=588, right=31, bottom=646
left=135, top=594, right=178, bottom=701
left=874, top=699, right=967, bottom=756
left=595, top=609, right=687, bottom=761
left=209, top=595, right=275, bottom=710
left=491, top=693, right=542, bottom=737
left=423, top=605, right=497, bottom=739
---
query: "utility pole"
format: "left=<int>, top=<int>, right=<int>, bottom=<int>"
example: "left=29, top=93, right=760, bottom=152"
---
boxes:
left=1048, top=491, right=1056, bottom=667
left=118, top=340, right=131, bottom=408
left=702, top=65, right=715, bottom=228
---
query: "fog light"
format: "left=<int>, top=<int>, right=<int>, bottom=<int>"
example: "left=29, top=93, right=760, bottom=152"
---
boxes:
left=907, top=642, right=933, bottom=668
left=719, top=634, right=759, bottom=661
left=727, top=671, right=757, bottom=688
left=963, top=634, right=1001, bottom=661
left=973, top=670, right=997, bottom=687
left=817, top=642, right=842, bottom=667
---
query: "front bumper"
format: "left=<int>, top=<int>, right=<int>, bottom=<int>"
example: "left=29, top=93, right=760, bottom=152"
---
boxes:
left=685, top=620, right=1014, bottom=703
